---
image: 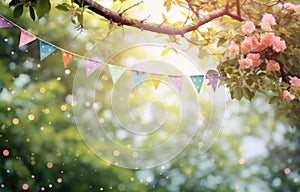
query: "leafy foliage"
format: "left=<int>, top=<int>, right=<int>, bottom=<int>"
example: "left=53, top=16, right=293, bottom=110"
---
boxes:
left=218, top=4, right=300, bottom=128
left=9, top=0, right=51, bottom=20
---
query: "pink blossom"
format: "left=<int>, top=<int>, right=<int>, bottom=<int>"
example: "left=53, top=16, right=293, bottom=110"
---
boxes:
left=289, top=76, right=300, bottom=87
left=241, top=37, right=253, bottom=54
left=249, top=34, right=265, bottom=52
left=261, top=23, right=273, bottom=31
left=283, top=90, right=295, bottom=101
left=239, top=58, right=253, bottom=69
left=272, top=37, right=286, bottom=52
left=283, top=3, right=296, bottom=10
left=260, top=33, right=275, bottom=47
left=248, top=53, right=262, bottom=67
left=294, top=5, right=300, bottom=14
left=262, top=14, right=276, bottom=26
left=261, top=14, right=276, bottom=31
left=229, top=42, right=239, bottom=57
left=242, top=21, right=256, bottom=35
left=266, top=60, right=280, bottom=71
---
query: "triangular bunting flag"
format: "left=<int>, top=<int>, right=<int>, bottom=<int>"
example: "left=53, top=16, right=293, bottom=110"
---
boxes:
left=62, top=51, right=74, bottom=68
left=151, top=74, right=163, bottom=89
left=0, top=16, right=13, bottom=28
left=190, top=75, right=205, bottom=93
left=132, top=71, right=147, bottom=88
left=40, top=41, right=56, bottom=61
left=108, top=65, right=126, bottom=84
left=19, top=30, right=36, bottom=47
left=206, top=73, right=219, bottom=92
left=168, top=75, right=183, bottom=91
left=85, top=59, right=102, bottom=77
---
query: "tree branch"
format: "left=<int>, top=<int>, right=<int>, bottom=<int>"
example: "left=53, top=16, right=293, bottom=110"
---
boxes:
left=75, top=0, right=244, bottom=35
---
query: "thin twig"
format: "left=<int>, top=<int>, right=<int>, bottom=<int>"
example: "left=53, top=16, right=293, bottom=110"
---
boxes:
left=120, top=1, right=143, bottom=16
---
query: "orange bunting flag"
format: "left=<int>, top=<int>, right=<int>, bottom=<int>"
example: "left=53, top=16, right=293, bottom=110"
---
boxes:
left=19, top=30, right=36, bottom=47
left=151, top=74, right=163, bottom=89
left=62, top=51, right=74, bottom=68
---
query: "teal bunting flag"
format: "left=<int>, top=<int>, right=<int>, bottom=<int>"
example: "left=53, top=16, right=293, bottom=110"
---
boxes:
left=190, top=75, right=205, bottom=93
left=40, top=41, right=56, bottom=61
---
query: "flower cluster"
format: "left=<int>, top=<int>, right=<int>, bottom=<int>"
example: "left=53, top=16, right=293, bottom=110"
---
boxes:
left=283, top=2, right=300, bottom=14
left=283, top=77, right=300, bottom=101
left=230, top=14, right=286, bottom=71
left=228, top=9, right=300, bottom=102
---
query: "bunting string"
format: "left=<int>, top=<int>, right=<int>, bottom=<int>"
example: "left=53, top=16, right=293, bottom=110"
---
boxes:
left=0, top=15, right=220, bottom=93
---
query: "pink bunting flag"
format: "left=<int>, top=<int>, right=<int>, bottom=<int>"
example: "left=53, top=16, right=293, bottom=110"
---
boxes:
left=0, top=16, right=13, bottom=28
left=168, top=75, right=183, bottom=91
left=62, top=51, right=74, bottom=68
left=19, top=30, right=37, bottom=47
left=206, top=73, right=219, bottom=92
left=85, top=58, right=102, bottom=77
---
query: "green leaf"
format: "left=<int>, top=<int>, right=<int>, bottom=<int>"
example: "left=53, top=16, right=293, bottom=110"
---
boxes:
left=243, top=87, right=253, bottom=101
left=78, top=14, right=83, bottom=25
left=245, top=78, right=253, bottom=86
left=269, top=96, right=281, bottom=104
left=13, top=4, right=23, bottom=18
left=164, top=0, right=171, bottom=12
left=55, top=3, right=70, bottom=12
left=161, top=47, right=170, bottom=56
left=36, top=0, right=51, bottom=19
left=173, top=21, right=183, bottom=26
left=9, top=0, right=17, bottom=7
left=217, top=38, right=227, bottom=47
left=29, top=6, right=36, bottom=20
left=206, top=70, right=218, bottom=75
left=198, top=48, right=207, bottom=59
left=233, top=87, right=243, bottom=101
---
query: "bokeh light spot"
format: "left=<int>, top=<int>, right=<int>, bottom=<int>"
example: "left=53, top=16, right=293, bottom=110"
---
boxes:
left=47, top=162, right=53, bottom=169
left=284, top=168, right=291, bottom=175
left=39, top=87, right=46, bottom=93
left=22, top=183, right=29, bottom=190
left=60, top=105, right=67, bottom=111
left=99, top=117, right=105, bottom=123
left=28, top=114, right=35, bottom=121
left=57, top=178, right=62, bottom=183
left=113, top=150, right=120, bottom=157
left=12, top=118, right=19, bottom=125
left=239, top=158, right=245, bottom=165
left=2, top=149, right=9, bottom=157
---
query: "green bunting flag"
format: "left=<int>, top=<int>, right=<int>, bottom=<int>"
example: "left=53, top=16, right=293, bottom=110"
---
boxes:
left=108, top=65, right=126, bottom=84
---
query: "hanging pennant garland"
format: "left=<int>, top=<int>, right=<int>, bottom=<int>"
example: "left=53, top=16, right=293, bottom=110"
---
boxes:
left=0, top=15, right=220, bottom=93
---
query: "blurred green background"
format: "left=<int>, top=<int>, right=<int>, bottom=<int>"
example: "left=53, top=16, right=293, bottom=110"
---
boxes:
left=0, top=1, right=300, bottom=191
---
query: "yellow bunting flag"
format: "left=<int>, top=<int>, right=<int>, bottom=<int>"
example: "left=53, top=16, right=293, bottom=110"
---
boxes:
left=151, top=74, right=163, bottom=89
